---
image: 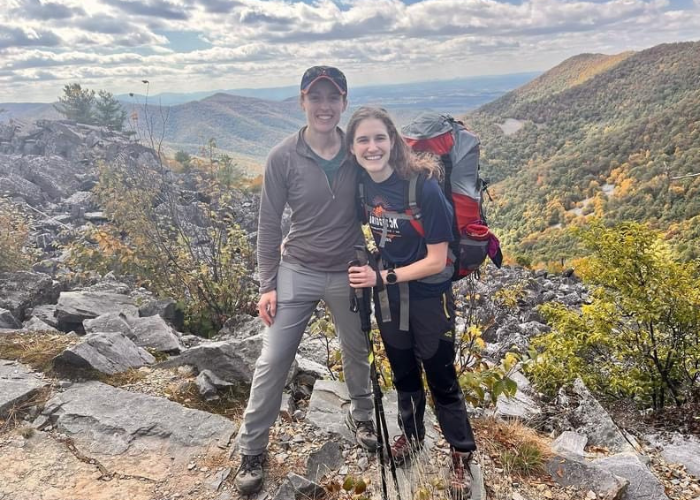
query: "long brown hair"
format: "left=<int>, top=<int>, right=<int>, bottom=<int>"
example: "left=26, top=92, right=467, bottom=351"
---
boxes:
left=346, top=107, right=441, bottom=180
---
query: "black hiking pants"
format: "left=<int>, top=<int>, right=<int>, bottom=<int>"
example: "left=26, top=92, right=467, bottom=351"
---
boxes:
left=374, top=287, right=476, bottom=452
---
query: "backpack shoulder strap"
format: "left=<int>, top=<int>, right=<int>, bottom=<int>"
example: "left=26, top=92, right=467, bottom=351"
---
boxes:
left=357, top=175, right=368, bottom=223
left=406, top=173, right=427, bottom=237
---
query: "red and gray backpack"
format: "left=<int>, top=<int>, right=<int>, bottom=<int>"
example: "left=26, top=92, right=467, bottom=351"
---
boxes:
left=359, top=112, right=502, bottom=281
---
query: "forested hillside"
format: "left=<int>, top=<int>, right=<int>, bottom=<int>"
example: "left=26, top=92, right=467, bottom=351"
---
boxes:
left=468, top=41, right=700, bottom=266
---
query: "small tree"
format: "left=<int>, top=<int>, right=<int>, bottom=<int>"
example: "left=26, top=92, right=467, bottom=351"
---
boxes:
left=54, top=83, right=95, bottom=124
left=174, top=150, right=192, bottom=171
left=526, top=220, right=700, bottom=409
left=94, top=90, right=127, bottom=131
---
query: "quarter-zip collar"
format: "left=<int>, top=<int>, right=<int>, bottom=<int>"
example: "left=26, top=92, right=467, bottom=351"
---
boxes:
left=296, top=126, right=349, bottom=197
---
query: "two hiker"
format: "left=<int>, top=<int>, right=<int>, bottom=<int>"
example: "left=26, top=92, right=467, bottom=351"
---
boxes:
left=235, top=66, right=476, bottom=498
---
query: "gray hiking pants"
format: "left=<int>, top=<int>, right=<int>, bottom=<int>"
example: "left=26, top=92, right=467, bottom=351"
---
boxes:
left=238, top=260, right=373, bottom=455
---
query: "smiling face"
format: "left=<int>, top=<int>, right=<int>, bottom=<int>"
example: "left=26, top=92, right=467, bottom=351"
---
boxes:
left=350, top=117, right=394, bottom=182
left=300, top=79, right=347, bottom=136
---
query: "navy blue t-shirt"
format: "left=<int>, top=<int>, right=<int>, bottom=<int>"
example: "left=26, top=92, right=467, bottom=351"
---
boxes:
left=362, top=171, right=454, bottom=298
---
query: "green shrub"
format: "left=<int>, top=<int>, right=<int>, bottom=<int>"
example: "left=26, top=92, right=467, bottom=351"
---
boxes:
left=525, top=220, right=700, bottom=409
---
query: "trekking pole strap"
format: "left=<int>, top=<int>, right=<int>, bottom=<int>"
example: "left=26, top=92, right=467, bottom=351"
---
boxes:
left=365, top=249, right=392, bottom=324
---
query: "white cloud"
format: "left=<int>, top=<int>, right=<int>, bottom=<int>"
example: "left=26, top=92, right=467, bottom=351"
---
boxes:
left=0, top=0, right=698, bottom=101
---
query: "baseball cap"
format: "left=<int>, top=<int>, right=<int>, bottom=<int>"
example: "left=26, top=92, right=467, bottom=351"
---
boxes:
left=300, top=66, right=347, bottom=95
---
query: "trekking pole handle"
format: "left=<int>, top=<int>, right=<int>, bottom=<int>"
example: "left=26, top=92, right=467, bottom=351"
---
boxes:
left=349, top=248, right=373, bottom=333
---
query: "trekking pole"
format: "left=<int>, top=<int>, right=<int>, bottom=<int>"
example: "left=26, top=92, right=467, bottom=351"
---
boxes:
left=349, top=246, right=401, bottom=500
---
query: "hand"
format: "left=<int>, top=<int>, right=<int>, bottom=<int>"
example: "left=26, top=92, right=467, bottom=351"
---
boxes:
left=348, top=264, right=377, bottom=288
left=257, top=290, right=277, bottom=327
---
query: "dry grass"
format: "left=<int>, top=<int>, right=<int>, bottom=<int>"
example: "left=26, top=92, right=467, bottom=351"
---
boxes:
left=0, top=332, right=78, bottom=374
left=100, top=368, right=148, bottom=387
left=474, top=417, right=552, bottom=478
left=164, top=379, right=248, bottom=419
left=0, top=386, right=52, bottom=434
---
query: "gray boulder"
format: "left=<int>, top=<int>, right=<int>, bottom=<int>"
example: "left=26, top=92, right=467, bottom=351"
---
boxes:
left=286, top=473, right=326, bottom=499
left=26, top=304, right=60, bottom=328
left=138, top=297, right=184, bottom=330
left=593, top=452, right=669, bottom=500
left=518, top=321, right=551, bottom=338
left=196, top=369, right=234, bottom=400
left=0, top=173, right=45, bottom=205
left=161, top=334, right=296, bottom=385
left=0, top=360, right=49, bottom=417
left=83, top=312, right=133, bottom=336
left=63, top=191, right=97, bottom=212
left=216, top=314, right=265, bottom=340
left=126, top=314, right=183, bottom=353
left=647, top=432, right=700, bottom=478
left=55, top=332, right=155, bottom=374
left=22, top=316, right=60, bottom=333
left=306, top=441, right=343, bottom=482
left=546, top=454, right=628, bottom=498
left=496, top=387, right=541, bottom=421
left=55, top=291, right=139, bottom=331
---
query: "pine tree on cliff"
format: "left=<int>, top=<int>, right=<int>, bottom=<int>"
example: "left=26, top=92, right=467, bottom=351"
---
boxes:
left=94, top=90, right=127, bottom=131
left=54, top=83, right=95, bottom=124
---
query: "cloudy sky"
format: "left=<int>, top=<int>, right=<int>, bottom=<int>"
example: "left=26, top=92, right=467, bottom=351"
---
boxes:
left=1, top=0, right=699, bottom=102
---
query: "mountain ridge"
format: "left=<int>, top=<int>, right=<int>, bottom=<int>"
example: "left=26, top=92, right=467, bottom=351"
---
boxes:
left=469, top=41, right=700, bottom=265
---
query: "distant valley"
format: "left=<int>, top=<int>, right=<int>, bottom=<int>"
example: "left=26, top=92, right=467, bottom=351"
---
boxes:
left=1, top=72, right=538, bottom=167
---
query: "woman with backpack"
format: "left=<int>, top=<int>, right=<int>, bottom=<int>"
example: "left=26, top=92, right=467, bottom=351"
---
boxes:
left=346, top=106, right=477, bottom=499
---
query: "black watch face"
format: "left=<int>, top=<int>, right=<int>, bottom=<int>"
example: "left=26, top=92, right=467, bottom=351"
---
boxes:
left=387, top=271, right=397, bottom=283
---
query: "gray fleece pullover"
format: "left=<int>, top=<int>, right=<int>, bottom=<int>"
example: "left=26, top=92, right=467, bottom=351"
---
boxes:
left=257, top=127, right=363, bottom=293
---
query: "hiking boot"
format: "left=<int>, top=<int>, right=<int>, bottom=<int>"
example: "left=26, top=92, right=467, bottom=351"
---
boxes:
left=390, top=433, right=424, bottom=467
left=449, top=450, right=473, bottom=500
left=235, top=453, right=265, bottom=495
left=345, top=411, right=378, bottom=452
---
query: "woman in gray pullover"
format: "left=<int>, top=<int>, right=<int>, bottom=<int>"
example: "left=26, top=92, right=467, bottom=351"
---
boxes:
left=235, top=66, right=376, bottom=495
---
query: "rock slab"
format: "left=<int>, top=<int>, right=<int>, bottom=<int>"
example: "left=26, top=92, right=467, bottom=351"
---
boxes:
left=0, top=360, right=48, bottom=416
left=42, top=381, right=236, bottom=480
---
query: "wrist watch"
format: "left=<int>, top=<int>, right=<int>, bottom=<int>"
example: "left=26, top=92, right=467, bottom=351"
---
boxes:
left=386, top=268, right=398, bottom=284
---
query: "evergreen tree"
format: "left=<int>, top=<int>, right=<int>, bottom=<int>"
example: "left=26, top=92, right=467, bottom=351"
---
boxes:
left=54, top=83, right=95, bottom=124
left=94, top=90, right=127, bottom=131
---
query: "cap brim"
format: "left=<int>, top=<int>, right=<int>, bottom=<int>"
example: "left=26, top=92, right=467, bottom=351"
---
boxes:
left=301, top=75, right=346, bottom=95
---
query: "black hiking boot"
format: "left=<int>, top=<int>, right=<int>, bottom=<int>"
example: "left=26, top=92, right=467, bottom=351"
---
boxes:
left=235, top=453, right=265, bottom=495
